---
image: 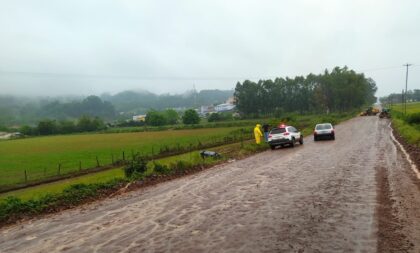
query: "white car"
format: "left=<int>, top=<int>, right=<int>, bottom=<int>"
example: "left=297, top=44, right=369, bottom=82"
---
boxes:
left=313, top=123, right=335, bottom=141
left=268, top=124, right=303, bottom=150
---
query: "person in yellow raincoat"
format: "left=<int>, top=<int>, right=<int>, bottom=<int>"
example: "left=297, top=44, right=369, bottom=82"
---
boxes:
left=254, top=124, right=263, bottom=144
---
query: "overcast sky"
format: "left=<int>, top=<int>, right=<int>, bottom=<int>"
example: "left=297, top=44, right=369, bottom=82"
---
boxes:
left=0, top=0, right=419, bottom=97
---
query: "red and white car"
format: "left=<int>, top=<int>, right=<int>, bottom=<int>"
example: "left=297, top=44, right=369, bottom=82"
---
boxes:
left=268, top=124, right=303, bottom=150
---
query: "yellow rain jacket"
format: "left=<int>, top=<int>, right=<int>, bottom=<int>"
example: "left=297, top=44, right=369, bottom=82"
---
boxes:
left=254, top=124, right=263, bottom=144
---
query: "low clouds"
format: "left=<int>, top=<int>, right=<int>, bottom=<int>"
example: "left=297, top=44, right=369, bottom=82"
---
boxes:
left=0, top=0, right=419, bottom=96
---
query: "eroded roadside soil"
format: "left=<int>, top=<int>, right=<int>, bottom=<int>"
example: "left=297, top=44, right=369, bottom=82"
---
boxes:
left=0, top=116, right=419, bottom=253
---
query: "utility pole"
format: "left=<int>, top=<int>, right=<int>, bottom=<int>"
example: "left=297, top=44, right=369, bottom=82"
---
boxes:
left=402, top=89, right=404, bottom=112
left=403, top=63, right=412, bottom=114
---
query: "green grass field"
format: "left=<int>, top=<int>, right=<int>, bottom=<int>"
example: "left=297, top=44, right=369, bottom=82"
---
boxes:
left=0, top=127, right=246, bottom=187
left=391, top=102, right=420, bottom=114
left=0, top=141, right=256, bottom=201
left=390, top=102, right=420, bottom=146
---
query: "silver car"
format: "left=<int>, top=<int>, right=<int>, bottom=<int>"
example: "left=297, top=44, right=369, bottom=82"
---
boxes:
left=314, top=123, right=335, bottom=141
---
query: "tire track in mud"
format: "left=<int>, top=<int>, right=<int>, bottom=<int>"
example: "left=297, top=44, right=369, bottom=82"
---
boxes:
left=0, top=116, right=419, bottom=252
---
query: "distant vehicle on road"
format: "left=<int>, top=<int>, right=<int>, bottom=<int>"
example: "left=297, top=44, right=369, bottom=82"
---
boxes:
left=360, top=107, right=379, bottom=116
left=268, top=124, right=303, bottom=150
left=314, top=123, right=335, bottom=141
left=379, top=108, right=390, bottom=119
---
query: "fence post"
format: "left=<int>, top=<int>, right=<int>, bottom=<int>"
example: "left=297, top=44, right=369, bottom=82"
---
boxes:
left=79, top=161, right=82, bottom=171
left=96, top=156, right=100, bottom=167
left=241, top=130, right=244, bottom=148
left=58, top=163, right=61, bottom=175
left=24, top=169, right=28, bottom=183
left=122, top=151, right=125, bottom=161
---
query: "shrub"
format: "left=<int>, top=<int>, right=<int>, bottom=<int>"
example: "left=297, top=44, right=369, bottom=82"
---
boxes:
left=406, top=112, right=420, bottom=124
left=38, top=120, right=58, bottom=135
left=153, top=162, right=170, bottom=174
left=169, top=160, right=193, bottom=173
left=124, top=155, right=148, bottom=178
left=164, top=109, right=179, bottom=125
left=146, top=110, right=168, bottom=126
left=207, top=113, right=222, bottom=122
left=182, top=109, right=200, bottom=125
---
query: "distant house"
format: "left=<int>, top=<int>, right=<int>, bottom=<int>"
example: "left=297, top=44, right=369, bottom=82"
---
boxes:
left=215, top=103, right=236, bottom=112
left=200, top=105, right=215, bottom=115
left=132, top=115, right=146, bottom=122
left=0, top=132, right=22, bottom=140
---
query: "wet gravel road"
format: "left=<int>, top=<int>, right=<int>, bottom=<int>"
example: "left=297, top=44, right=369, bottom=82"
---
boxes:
left=1, top=116, right=420, bottom=253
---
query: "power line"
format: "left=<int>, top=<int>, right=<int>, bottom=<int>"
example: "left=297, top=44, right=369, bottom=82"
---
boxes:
left=357, top=65, right=403, bottom=73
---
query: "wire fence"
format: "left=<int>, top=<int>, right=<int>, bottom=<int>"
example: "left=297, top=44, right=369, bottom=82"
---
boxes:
left=1, top=130, right=254, bottom=193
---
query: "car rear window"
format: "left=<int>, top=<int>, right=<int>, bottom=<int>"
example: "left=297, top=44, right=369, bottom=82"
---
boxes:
left=270, top=128, right=286, bottom=134
left=316, top=124, right=332, bottom=130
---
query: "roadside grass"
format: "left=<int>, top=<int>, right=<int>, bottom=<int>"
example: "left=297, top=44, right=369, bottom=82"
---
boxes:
left=390, top=102, right=420, bottom=147
left=0, top=169, right=125, bottom=201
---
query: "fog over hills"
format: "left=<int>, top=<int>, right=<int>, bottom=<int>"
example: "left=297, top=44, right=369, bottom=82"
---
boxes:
left=0, top=89, right=234, bottom=126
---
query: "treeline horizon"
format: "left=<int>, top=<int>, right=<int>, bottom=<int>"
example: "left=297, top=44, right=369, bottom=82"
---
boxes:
left=0, top=89, right=233, bottom=126
left=234, top=66, right=377, bottom=116
left=379, top=89, right=420, bottom=105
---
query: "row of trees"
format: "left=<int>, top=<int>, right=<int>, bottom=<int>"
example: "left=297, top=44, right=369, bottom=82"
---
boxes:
left=234, top=66, right=377, bottom=116
left=145, top=109, right=200, bottom=126
left=20, top=116, right=106, bottom=136
left=379, top=89, right=420, bottom=105
left=19, top=108, right=203, bottom=135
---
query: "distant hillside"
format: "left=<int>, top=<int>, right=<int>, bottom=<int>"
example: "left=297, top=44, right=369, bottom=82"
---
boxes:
left=0, top=89, right=234, bottom=126
left=102, top=89, right=234, bottom=114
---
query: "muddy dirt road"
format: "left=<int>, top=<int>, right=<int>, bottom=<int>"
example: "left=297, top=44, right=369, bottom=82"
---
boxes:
left=1, top=117, right=420, bottom=253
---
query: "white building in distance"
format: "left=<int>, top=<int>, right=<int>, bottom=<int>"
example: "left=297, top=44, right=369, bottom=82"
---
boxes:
left=132, top=115, right=146, bottom=122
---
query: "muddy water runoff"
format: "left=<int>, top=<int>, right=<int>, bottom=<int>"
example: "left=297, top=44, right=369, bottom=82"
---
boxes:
left=1, top=116, right=419, bottom=253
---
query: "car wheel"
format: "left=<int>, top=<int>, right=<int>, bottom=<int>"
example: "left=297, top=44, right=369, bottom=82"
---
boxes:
left=270, top=145, right=276, bottom=150
left=314, top=136, right=318, bottom=141
left=290, top=138, right=295, bottom=147
left=331, top=135, right=335, bottom=140
left=299, top=136, right=303, bottom=145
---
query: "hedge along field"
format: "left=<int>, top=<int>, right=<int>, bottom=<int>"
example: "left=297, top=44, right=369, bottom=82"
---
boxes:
left=0, top=127, right=247, bottom=187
